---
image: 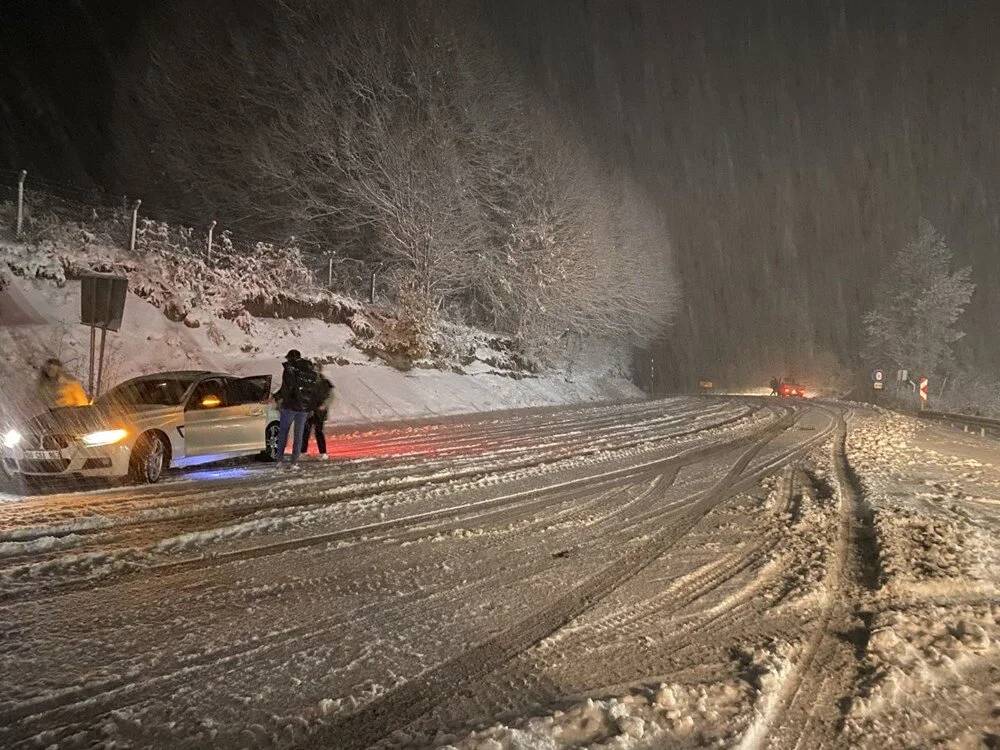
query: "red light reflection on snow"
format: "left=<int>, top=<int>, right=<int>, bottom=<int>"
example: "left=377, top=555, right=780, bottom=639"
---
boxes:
left=299, top=423, right=492, bottom=460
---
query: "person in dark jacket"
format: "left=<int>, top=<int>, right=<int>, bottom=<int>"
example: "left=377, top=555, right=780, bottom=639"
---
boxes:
left=303, top=361, right=334, bottom=460
left=273, top=349, right=318, bottom=467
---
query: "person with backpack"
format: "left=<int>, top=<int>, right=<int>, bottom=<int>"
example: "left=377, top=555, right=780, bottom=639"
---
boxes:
left=303, top=361, right=334, bottom=460
left=273, top=349, right=319, bottom=468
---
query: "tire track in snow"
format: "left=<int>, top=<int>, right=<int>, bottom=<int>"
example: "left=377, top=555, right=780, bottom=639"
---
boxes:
left=0, top=412, right=780, bottom=605
left=449, top=467, right=805, bottom=723
left=301, top=415, right=802, bottom=749
left=0, top=401, right=762, bottom=567
left=0, top=398, right=748, bottom=540
left=0, top=471, right=679, bottom=746
left=0, top=399, right=800, bottom=748
left=739, top=410, right=881, bottom=750
left=363, top=407, right=841, bottom=743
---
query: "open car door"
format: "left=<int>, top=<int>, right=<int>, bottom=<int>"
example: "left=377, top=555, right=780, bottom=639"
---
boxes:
left=222, top=375, right=272, bottom=453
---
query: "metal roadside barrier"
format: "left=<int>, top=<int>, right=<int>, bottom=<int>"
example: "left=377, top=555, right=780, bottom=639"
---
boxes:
left=915, top=409, right=1000, bottom=438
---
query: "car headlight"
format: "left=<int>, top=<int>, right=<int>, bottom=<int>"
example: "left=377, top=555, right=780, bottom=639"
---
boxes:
left=2, top=429, right=21, bottom=449
left=80, top=428, right=129, bottom=447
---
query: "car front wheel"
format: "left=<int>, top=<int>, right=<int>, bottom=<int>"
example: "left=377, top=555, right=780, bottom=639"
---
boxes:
left=129, top=432, right=167, bottom=484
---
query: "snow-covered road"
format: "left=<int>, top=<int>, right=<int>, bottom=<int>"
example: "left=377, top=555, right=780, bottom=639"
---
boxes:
left=1, top=398, right=996, bottom=749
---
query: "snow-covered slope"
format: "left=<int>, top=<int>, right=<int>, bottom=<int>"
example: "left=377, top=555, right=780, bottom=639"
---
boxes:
left=0, top=274, right=642, bottom=424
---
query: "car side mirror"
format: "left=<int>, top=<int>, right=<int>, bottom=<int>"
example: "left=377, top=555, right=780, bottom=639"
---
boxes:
left=200, top=395, right=222, bottom=408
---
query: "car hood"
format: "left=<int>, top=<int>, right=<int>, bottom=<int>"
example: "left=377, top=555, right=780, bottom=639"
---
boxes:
left=26, top=403, right=176, bottom=435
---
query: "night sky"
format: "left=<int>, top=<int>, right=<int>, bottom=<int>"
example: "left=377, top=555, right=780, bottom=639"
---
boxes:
left=0, top=0, right=149, bottom=187
left=3, top=1, right=1000, bottom=386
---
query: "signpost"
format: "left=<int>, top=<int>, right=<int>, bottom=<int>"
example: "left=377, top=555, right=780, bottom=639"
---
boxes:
left=872, top=368, right=884, bottom=391
left=80, top=274, right=128, bottom=398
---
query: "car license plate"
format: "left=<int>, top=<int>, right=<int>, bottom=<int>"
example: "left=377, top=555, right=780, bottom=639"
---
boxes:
left=23, top=450, right=62, bottom=460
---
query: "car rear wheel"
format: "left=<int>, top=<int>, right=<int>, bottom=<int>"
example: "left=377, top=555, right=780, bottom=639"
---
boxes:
left=130, top=432, right=167, bottom=484
left=260, top=421, right=280, bottom=462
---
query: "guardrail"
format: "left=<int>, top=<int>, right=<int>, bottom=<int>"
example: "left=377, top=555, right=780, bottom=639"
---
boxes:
left=915, top=409, right=1000, bottom=438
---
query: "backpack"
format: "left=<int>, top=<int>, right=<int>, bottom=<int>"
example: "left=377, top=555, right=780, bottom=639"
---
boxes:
left=289, top=360, right=320, bottom=410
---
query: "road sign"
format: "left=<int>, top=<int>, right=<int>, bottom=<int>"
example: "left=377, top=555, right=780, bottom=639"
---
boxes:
left=897, top=369, right=907, bottom=382
left=873, top=381, right=884, bottom=391
left=872, top=369, right=884, bottom=382
left=81, top=273, right=127, bottom=331
left=919, top=376, right=929, bottom=405
left=80, top=273, right=129, bottom=399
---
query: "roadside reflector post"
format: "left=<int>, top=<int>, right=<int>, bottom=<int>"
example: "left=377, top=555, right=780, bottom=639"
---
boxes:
left=15, top=169, right=27, bottom=237
left=207, top=220, right=217, bottom=264
left=129, top=199, right=142, bottom=252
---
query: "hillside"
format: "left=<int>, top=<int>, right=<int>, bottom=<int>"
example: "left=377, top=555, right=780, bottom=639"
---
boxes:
left=0, top=215, right=641, bottom=424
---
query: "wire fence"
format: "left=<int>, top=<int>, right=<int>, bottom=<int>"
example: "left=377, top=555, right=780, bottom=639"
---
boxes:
left=0, top=168, right=382, bottom=302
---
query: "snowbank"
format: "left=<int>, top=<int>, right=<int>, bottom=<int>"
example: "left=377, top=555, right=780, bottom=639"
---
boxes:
left=0, top=274, right=642, bottom=425
left=841, top=412, right=1000, bottom=747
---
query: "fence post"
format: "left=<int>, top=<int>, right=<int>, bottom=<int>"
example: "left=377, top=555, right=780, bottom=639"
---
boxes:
left=15, top=169, right=27, bottom=237
left=129, top=199, right=142, bottom=252
left=207, top=220, right=216, bottom=263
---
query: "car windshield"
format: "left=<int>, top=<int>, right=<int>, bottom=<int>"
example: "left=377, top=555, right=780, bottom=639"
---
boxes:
left=95, top=376, right=199, bottom=407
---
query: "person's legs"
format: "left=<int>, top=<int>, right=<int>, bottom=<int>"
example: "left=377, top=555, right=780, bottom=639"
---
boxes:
left=314, top=410, right=327, bottom=455
left=276, top=409, right=293, bottom=463
left=301, top=416, right=315, bottom=454
left=290, top=410, right=309, bottom=463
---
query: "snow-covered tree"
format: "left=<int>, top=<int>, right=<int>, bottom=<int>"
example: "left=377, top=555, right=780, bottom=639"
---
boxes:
left=113, top=0, right=678, bottom=354
left=862, top=220, right=974, bottom=377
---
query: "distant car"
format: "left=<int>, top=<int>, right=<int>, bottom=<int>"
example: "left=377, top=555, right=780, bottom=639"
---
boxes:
left=777, top=382, right=806, bottom=398
left=1, top=370, right=280, bottom=484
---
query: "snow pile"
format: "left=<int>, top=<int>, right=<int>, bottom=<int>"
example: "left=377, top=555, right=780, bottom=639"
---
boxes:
left=415, top=640, right=803, bottom=750
left=845, top=604, right=1000, bottom=747
left=733, top=640, right=800, bottom=750
left=421, top=679, right=759, bottom=750
left=840, top=411, right=1000, bottom=747
left=846, top=414, right=995, bottom=593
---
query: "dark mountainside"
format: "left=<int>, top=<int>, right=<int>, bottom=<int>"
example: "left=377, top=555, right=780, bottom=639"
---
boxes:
left=486, top=1, right=1000, bottom=390
left=3, top=1, right=1000, bottom=391
left=0, top=0, right=145, bottom=189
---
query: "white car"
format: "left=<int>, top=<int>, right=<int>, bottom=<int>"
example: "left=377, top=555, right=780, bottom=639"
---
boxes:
left=2, top=370, right=280, bottom=484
